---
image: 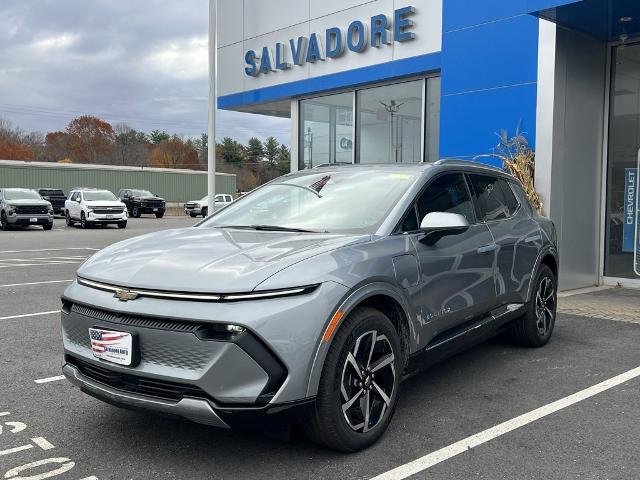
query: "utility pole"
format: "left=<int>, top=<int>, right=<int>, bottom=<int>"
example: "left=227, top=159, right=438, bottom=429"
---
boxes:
left=207, top=0, right=217, bottom=214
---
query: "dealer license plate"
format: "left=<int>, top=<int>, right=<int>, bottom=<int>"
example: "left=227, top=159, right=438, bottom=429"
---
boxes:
left=106, top=214, right=114, bottom=219
left=153, top=208, right=158, bottom=212
left=88, top=328, right=133, bottom=366
left=30, top=217, right=37, bottom=223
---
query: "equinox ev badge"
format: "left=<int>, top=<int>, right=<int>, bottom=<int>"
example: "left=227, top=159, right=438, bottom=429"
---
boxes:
left=114, top=289, right=139, bottom=302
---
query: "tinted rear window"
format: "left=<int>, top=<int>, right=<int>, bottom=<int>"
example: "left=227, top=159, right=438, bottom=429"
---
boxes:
left=40, top=189, right=64, bottom=196
left=468, top=174, right=516, bottom=222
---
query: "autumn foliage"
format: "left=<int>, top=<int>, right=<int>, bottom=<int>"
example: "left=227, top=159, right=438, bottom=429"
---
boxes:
left=0, top=136, right=34, bottom=161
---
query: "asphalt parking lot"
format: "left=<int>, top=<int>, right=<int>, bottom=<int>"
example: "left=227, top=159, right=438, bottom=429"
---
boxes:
left=1, top=217, right=639, bottom=480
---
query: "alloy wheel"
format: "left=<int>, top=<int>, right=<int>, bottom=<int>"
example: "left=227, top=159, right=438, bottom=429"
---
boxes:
left=535, top=276, right=555, bottom=336
left=340, top=330, right=396, bottom=433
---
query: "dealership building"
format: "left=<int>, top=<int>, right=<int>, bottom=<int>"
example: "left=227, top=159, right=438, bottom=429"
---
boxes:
left=216, top=0, right=640, bottom=290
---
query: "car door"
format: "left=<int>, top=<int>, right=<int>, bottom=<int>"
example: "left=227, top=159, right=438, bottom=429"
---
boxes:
left=467, top=174, right=542, bottom=305
left=68, top=192, right=78, bottom=218
left=72, top=192, right=82, bottom=218
left=406, top=172, right=498, bottom=342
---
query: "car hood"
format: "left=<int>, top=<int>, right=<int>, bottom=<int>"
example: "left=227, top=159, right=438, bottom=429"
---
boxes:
left=6, top=199, right=51, bottom=206
left=83, top=200, right=125, bottom=207
left=77, top=227, right=370, bottom=293
left=134, top=196, right=164, bottom=201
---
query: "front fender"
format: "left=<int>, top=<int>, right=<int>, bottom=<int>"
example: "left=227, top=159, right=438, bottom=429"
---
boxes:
left=305, top=281, right=416, bottom=398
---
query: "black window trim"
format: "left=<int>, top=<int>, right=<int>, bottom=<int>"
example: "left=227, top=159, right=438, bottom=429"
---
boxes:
left=465, top=172, right=522, bottom=225
left=392, top=170, right=479, bottom=235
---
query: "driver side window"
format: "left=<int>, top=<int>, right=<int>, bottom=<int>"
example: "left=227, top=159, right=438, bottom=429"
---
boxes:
left=416, top=173, right=475, bottom=224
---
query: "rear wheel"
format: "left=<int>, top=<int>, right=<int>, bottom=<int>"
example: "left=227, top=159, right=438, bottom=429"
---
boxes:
left=510, top=265, right=557, bottom=347
left=1, top=211, right=11, bottom=231
left=201, top=207, right=208, bottom=218
left=304, top=307, right=401, bottom=452
left=65, top=210, right=74, bottom=226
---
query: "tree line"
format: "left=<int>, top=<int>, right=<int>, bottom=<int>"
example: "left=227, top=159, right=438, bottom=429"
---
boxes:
left=0, top=115, right=291, bottom=191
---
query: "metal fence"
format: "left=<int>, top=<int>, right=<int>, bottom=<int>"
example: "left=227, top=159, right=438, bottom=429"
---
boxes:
left=0, top=160, right=236, bottom=202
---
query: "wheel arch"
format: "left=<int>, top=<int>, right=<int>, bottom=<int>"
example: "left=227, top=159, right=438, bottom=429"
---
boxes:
left=525, top=247, right=559, bottom=303
left=305, top=282, right=416, bottom=398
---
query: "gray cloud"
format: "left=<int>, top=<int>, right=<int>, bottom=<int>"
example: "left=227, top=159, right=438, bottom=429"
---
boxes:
left=0, top=0, right=290, bottom=145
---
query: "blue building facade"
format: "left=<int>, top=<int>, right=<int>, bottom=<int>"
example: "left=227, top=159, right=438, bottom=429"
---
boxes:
left=217, top=0, right=640, bottom=289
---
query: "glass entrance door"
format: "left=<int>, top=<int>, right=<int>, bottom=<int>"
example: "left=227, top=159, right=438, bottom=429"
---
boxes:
left=605, top=43, right=640, bottom=280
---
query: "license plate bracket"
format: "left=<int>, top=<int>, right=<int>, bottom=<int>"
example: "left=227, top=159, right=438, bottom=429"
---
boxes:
left=88, top=328, right=137, bottom=366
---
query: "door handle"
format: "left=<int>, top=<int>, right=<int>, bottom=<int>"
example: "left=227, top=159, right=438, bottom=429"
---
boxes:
left=477, top=244, right=497, bottom=254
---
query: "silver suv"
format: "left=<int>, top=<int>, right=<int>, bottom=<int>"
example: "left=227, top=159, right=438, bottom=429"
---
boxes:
left=0, top=188, right=54, bottom=231
left=60, top=161, right=558, bottom=452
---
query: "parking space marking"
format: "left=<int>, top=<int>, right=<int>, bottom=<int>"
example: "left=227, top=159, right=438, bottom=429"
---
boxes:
left=34, top=376, right=65, bottom=384
left=0, top=280, right=73, bottom=288
left=0, top=247, right=98, bottom=254
left=371, top=364, right=640, bottom=480
left=0, top=311, right=60, bottom=321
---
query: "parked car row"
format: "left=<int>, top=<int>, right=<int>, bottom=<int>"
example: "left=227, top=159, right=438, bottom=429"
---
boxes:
left=1, top=186, right=235, bottom=231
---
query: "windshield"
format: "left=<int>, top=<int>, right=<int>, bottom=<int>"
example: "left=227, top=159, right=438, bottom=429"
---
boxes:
left=130, top=190, right=153, bottom=197
left=4, top=189, right=42, bottom=201
left=39, top=189, right=64, bottom=196
left=83, top=191, right=117, bottom=201
left=200, top=169, right=420, bottom=234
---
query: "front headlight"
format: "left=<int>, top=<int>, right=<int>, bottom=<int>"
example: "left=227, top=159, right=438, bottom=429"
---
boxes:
left=7, top=207, right=16, bottom=215
left=48, top=207, right=54, bottom=215
left=86, top=208, right=94, bottom=213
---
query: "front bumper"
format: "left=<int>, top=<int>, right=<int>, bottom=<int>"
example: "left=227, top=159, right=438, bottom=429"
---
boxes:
left=60, top=280, right=348, bottom=423
left=86, top=212, right=127, bottom=223
left=8, top=214, right=53, bottom=225
left=184, top=205, right=202, bottom=215
left=139, top=206, right=165, bottom=214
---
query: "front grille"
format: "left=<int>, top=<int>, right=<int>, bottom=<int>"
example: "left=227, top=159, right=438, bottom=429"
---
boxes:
left=92, top=208, right=124, bottom=214
left=70, top=303, right=202, bottom=333
left=15, top=205, right=48, bottom=215
left=66, top=355, right=209, bottom=402
left=142, top=201, right=164, bottom=208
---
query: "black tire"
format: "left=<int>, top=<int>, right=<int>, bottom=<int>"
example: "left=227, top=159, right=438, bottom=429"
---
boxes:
left=201, top=207, right=208, bottom=218
left=65, top=211, right=74, bottom=227
left=1, top=211, right=11, bottom=231
left=132, top=205, right=141, bottom=218
left=189, top=212, right=197, bottom=218
left=80, top=212, right=88, bottom=229
left=304, top=307, right=402, bottom=452
left=43, top=224, right=53, bottom=231
left=117, top=221, right=127, bottom=229
left=155, top=212, right=164, bottom=218
left=510, top=265, right=557, bottom=347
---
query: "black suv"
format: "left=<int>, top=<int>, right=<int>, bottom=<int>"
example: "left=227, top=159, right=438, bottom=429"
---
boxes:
left=118, top=189, right=166, bottom=218
left=37, top=188, right=67, bottom=215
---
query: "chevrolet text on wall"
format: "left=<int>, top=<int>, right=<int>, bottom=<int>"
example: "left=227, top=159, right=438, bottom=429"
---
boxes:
left=244, top=6, right=417, bottom=77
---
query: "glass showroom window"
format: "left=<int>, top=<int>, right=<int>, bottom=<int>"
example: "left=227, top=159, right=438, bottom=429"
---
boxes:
left=357, top=79, right=424, bottom=164
left=299, top=92, right=353, bottom=169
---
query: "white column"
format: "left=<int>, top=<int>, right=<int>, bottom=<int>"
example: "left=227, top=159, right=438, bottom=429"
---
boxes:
left=207, top=0, right=217, bottom=212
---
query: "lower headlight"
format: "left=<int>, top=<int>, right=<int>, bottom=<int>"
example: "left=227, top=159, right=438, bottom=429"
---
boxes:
left=7, top=208, right=15, bottom=215
left=225, top=325, right=246, bottom=334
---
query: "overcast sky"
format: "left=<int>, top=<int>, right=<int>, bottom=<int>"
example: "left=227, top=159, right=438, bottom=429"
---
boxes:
left=0, top=0, right=290, bottom=145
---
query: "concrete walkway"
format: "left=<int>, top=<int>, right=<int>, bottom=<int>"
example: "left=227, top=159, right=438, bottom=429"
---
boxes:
left=558, top=287, right=640, bottom=323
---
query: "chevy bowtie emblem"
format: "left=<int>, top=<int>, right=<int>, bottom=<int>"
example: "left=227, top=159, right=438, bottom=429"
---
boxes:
left=114, top=289, right=139, bottom=301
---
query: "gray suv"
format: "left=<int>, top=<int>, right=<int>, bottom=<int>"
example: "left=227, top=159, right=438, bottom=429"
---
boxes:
left=60, top=161, right=558, bottom=452
left=1, top=188, right=54, bottom=230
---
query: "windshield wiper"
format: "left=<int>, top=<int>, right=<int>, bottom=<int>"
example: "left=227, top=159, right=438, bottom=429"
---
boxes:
left=216, top=224, right=319, bottom=233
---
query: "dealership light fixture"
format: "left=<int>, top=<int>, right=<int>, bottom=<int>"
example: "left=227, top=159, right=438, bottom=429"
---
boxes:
left=619, top=16, right=634, bottom=23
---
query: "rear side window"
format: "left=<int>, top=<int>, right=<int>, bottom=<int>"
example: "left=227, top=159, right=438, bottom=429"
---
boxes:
left=468, top=174, right=519, bottom=221
left=416, top=173, right=475, bottom=224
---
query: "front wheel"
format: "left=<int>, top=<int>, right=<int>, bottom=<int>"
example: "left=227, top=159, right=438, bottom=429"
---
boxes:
left=117, top=221, right=127, bottom=229
left=1, top=211, right=11, bottom=231
left=304, top=307, right=401, bottom=452
left=132, top=206, right=141, bottom=218
left=43, top=224, right=53, bottom=231
left=201, top=207, right=208, bottom=218
left=155, top=212, right=164, bottom=218
left=510, top=265, right=557, bottom=347
left=80, top=212, right=88, bottom=229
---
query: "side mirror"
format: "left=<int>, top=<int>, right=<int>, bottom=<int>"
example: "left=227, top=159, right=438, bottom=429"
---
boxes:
left=76, top=197, right=81, bottom=203
left=420, top=212, right=469, bottom=234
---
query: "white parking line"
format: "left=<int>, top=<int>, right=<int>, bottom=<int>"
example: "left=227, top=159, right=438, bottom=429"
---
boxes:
left=0, top=247, right=98, bottom=254
left=371, top=365, right=640, bottom=480
left=34, top=375, right=65, bottom=384
left=0, top=311, right=60, bottom=321
left=0, top=280, right=73, bottom=288
left=0, top=262, right=83, bottom=268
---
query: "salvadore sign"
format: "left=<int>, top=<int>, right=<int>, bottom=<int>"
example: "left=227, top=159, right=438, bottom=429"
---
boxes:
left=244, top=6, right=417, bottom=77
